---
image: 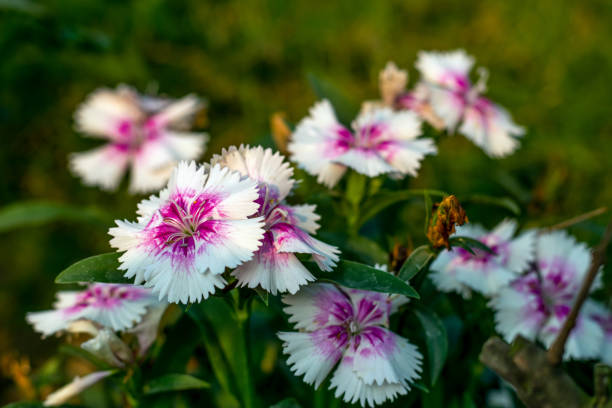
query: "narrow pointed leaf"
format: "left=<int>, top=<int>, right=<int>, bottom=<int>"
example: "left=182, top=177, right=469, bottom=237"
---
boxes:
left=414, top=306, right=448, bottom=385
left=143, top=374, right=210, bottom=395
left=306, top=260, right=419, bottom=299
left=398, top=245, right=437, bottom=281
left=55, top=252, right=130, bottom=284
left=448, top=236, right=495, bottom=255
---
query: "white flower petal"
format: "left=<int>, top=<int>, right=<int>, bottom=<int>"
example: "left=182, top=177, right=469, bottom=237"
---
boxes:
left=74, top=87, right=143, bottom=140
left=415, top=50, right=474, bottom=90
left=459, top=98, right=524, bottom=158
left=70, top=145, right=130, bottom=191
left=211, top=145, right=295, bottom=202
left=278, top=329, right=345, bottom=389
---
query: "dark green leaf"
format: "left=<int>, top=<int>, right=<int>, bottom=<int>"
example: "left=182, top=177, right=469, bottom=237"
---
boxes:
left=306, top=260, right=419, bottom=299
left=398, top=245, right=437, bottom=281
left=358, top=189, right=447, bottom=229
left=412, top=381, right=430, bottom=393
left=307, top=73, right=359, bottom=125
left=460, top=194, right=521, bottom=216
left=55, top=252, right=130, bottom=284
left=271, top=398, right=302, bottom=408
left=254, top=287, right=269, bottom=306
left=0, top=201, right=109, bottom=233
left=414, top=306, right=448, bottom=385
left=143, top=374, right=210, bottom=395
left=188, top=299, right=254, bottom=408
left=448, top=236, right=495, bottom=255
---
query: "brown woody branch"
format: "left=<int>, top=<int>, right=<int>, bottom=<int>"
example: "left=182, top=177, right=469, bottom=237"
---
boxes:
left=547, top=218, right=612, bottom=365
left=480, top=336, right=589, bottom=408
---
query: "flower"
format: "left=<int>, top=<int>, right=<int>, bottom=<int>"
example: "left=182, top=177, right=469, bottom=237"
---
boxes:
left=70, top=85, right=207, bottom=193
left=413, top=50, right=524, bottom=157
left=210, top=145, right=340, bottom=294
left=278, top=283, right=422, bottom=407
left=490, top=231, right=605, bottom=360
left=430, top=219, right=535, bottom=296
left=43, top=370, right=115, bottom=406
left=109, top=161, right=265, bottom=303
left=26, top=283, right=160, bottom=336
left=288, top=100, right=436, bottom=188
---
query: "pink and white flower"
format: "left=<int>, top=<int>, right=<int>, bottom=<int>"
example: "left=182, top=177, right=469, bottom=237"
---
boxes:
left=430, top=220, right=535, bottom=296
left=413, top=50, right=524, bottom=157
left=490, top=231, right=605, bottom=360
left=109, top=161, right=265, bottom=303
left=70, top=85, right=207, bottom=193
left=27, top=283, right=160, bottom=336
left=288, top=100, right=436, bottom=188
left=210, top=145, right=340, bottom=295
left=278, top=283, right=422, bottom=407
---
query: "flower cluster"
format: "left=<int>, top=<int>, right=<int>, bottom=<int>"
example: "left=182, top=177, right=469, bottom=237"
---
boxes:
left=278, top=281, right=422, bottom=407
left=27, top=283, right=167, bottom=405
left=375, top=51, right=524, bottom=158
left=431, top=223, right=611, bottom=362
left=70, top=85, right=207, bottom=193
left=110, top=147, right=339, bottom=303
left=210, top=145, right=339, bottom=294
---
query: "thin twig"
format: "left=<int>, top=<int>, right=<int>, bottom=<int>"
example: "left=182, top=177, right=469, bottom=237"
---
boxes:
left=547, top=206, right=607, bottom=231
left=547, top=218, right=612, bottom=365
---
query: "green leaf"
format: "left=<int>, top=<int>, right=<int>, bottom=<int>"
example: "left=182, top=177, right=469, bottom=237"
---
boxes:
left=307, top=73, right=359, bottom=125
left=271, top=398, right=302, bottom=408
left=358, top=189, right=447, bottom=229
left=0, top=201, right=109, bottom=233
left=414, top=306, right=448, bottom=386
left=254, top=287, right=269, bottom=306
left=398, top=245, right=437, bottom=281
left=55, top=252, right=130, bottom=284
left=188, top=299, right=254, bottom=408
left=460, top=194, right=521, bottom=216
left=306, top=260, right=419, bottom=299
left=448, top=236, right=495, bottom=255
left=143, top=374, right=210, bottom=395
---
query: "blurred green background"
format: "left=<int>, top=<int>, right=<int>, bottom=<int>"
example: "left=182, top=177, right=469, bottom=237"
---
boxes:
left=1, top=0, right=611, bottom=405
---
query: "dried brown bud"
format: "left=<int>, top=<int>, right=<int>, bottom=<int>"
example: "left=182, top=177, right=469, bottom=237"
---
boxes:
left=427, top=195, right=469, bottom=249
left=379, top=62, right=408, bottom=106
left=270, top=112, right=292, bottom=155
left=389, top=241, right=412, bottom=273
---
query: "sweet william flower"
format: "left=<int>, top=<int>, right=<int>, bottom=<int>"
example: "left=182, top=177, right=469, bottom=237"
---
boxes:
left=490, top=231, right=605, bottom=360
left=70, top=85, right=207, bottom=193
left=430, top=219, right=535, bottom=296
left=210, top=145, right=339, bottom=295
left=414, top=50, right=524, bottom=157
left=278, top=283, right=422, bottom=407
left=26, top=283, right=160, bottom=336
left=109, top=161, right=265, bottom=303
left=288, top=100, right=436, bottom=188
